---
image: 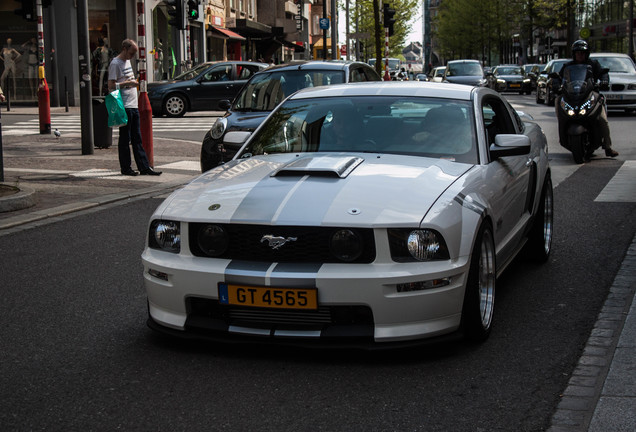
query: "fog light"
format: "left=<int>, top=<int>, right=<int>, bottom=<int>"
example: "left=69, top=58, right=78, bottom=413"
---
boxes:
left=397, top=278, right=451, bottom=292
left=148, top=268, right=169, bottom=281
left=330, top=229, right=363, bottom=262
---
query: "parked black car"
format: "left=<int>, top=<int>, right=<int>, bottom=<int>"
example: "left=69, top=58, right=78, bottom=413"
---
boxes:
left=200, top=60, right=382, bottom=172
left=147, top=61, right=268, bottom=117
left=536, top=59, right=569, bottom=105
left=442, top=60, right=490, bottom=87
left=493, top=65, right=532, bottom=94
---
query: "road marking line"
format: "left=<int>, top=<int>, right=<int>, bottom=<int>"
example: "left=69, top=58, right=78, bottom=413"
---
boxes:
left=595, top=160, right=636, bottom=202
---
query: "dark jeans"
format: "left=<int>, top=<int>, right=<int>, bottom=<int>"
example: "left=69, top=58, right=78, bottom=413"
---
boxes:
left=118, top=108, right=151, bottom=172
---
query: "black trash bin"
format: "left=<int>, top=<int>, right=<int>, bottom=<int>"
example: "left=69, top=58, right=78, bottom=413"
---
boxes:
left=92, top=97, right=113, bottom=149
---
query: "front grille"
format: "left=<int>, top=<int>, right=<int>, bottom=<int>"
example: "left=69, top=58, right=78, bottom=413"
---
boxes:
left=189, top=223, right=376, bottom=263
left=610, top=84, right=625, bottom=91
left=185, top=297, right=374, bottom=334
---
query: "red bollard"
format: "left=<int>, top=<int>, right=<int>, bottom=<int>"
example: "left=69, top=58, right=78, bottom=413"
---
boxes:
left=38, top=75, right=51, bottom=135
left=139, top=91, right=154, bottom=167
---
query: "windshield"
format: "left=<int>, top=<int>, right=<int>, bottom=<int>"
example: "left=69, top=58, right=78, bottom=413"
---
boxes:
left=562, top=64, right=593, bottom=96
left=495, top=66, right=523, bottom=76
left=446, top=62, right=483, bottom=77
left=233, top=70, right=346, bottom=112
left=239, top=96, right=477, bottom=164
left=174, top=63, right=210, bottom=81
left=593, top=56, right=636, bottom=73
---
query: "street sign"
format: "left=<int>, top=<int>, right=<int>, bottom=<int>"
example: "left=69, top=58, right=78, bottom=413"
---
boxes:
left=319, top=18, right=329, bottom=30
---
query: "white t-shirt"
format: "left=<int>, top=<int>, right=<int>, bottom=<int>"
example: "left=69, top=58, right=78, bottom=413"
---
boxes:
left=108, top=56, right=138, bottom=109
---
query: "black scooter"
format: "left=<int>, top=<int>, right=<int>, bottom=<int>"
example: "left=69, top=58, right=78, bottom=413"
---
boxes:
left=552, top=64, right=609, bottom=164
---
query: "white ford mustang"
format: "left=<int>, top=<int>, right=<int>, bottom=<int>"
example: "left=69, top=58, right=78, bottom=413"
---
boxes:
left=142, top=82, right=553, bottom=347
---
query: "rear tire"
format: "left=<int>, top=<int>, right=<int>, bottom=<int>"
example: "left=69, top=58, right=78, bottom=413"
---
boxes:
left=525, top=175, right=553, bottom=262
left=570, top=135, right=585, bottom=164
left=461, top=222, right=496, bottom=343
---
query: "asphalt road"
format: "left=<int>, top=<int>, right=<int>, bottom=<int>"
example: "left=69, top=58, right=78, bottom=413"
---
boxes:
left=1, top=95, right=634, bottom=431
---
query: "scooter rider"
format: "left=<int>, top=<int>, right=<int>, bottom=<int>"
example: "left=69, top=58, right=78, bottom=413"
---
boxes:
left=557, top=39, right=618, bottom=158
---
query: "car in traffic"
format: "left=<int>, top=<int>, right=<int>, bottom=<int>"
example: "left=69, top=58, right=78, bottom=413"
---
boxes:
left=368, top=57, right=401, bottom=78
left=428, top=66, right=446, bottom=82
left=523, top=63, right=545, bottom=90
left=443, top=60, right=490, bottom=87
left=493, top=65, right=532, bottom=94
left=143, top=81, right=553, bottom=347
left=414, top=73, right=428, bottom=81
left=589, top=52, right=636, bottom=113
left=147, top=61, right=268, bottom=117
left=200, top=60, right=381, bottom=172
left=536, top=58, right=569, bottom=105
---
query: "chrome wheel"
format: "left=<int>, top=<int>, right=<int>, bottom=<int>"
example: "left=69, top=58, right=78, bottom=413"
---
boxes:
left=462, top=223, right=496, bottom=342
left=541, top=180, right=554, bottom=256
left=164, top=94, right=186, bottom=117
left=477, top=228, right=496, bottom=329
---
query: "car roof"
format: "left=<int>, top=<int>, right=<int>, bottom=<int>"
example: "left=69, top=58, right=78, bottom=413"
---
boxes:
left=447, top=59, right=480, bottom=64
left=288, top=81, right=479, bottom=101
left=590, top=53, right=631, bottom=58
left=262, top=60, right=373, bottom=72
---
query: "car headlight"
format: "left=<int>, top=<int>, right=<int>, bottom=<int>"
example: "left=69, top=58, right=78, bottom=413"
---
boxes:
left=329, top=229, right=363, bottom=262
left=497, top=79, right=506, bottom=84
left=149, top=220, right=181, bottom=253
left=197, top=224, right=229, bottom=257
left=210, top=117, right=227, bottom=140
left=388, top=229, right=450, bottom=262
left=628, top=83, right=636, bottom=90
left=523, top=78, right=531, bottom=83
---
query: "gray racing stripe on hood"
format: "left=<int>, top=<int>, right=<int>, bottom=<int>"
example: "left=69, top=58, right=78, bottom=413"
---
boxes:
left=231, top=174, right=348, bottom=225
left=225, top=261, right=321, bottom=288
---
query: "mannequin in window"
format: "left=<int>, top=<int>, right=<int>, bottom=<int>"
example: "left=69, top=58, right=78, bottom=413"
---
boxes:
left=92, top=37, right=112, bottom=96
left=21, top=38, right=38, bottom=98
left=154, top=39, right=164, bottom=80
left=1, top=38, right=22, bottom=99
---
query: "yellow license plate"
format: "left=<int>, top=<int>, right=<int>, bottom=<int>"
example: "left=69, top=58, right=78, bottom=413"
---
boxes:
left=510, top=84, right=520, bottom=87
left=218, top=283, right=318, bottom=310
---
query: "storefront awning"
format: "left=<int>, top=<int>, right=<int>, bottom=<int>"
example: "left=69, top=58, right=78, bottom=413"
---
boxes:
left=210, top=26, right=246, bottom=41
left=283, top=39, right=305, bottom=52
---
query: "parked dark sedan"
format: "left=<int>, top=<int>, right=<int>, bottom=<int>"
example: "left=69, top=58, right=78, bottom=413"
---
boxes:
left=536, top=59, right=569, bottom=105
left=442, top=60, right=490, bottom=87
left=524, top=63, right=545, bottom=90
left=493, top=65, right=532, bottom=94
left=147, top=61, right=268, bottom=117
left=200, top=60, right=381, bottom=172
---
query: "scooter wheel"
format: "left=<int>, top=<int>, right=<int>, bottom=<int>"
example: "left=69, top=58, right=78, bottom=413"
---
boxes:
left=569, top=135, right=585, bottom=164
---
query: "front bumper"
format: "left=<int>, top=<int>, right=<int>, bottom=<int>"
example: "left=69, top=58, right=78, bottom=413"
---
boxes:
left=142, top=247, right=470, bottom=345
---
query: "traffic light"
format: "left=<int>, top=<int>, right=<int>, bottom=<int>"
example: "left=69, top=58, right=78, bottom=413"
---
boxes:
left=14, top=0, right=36, bottom=21
left=167, top=0, right=186, bottom=30
left=383, top=3, right=396, bottom=37
left=187, top=0, right=199, bottom=21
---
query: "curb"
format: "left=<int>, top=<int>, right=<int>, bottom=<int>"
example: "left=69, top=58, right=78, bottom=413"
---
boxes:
left=0, top=183, right=36, bottom=213
left=548, top=233, right=636, bottom=431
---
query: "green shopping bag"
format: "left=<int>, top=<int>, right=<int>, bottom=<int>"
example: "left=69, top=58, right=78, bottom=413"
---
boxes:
left=105, top=89, right=128, bottom=128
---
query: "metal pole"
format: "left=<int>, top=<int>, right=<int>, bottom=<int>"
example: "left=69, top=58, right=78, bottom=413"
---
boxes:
left=138, top=0, right=154, bottom=166
left=345, top=0, right=350, bottom=60
left=323, top=0, right=327, bottom=60
left=0, top=100, right=4, bottom=182
left=331, top=0, right=337, bottom=59
left=37, top=0, right=51, bottom=135
left=77, top=0, right=94, bottom=154
left=630, top=0, right=634, bottom=61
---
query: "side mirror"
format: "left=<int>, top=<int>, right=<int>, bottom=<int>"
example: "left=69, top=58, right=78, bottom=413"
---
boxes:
left=218, top=99, right=231, bottom=111
left=490, top=134, right=531, bottom=159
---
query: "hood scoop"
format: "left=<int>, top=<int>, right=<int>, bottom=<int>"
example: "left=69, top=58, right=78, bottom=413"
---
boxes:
left=272, top=155, right=364, bottom=179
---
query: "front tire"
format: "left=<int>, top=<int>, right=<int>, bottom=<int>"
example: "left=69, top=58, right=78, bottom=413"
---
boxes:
left=163, top=94, right=187, bottom=117
left=461, top=222, right=496, bottom=342
left=525, top=175, right=553, bottom=262
left=536, top=89, right=544, bottom=104
left=570, top=135, right=585, bottom=164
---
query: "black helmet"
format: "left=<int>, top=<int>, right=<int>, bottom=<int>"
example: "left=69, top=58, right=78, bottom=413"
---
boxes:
left=572, top=39, right=590, bottom=60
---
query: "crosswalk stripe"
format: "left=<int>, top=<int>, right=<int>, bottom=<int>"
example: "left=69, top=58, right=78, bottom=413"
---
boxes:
left=595, top=161, right=636, bottom=202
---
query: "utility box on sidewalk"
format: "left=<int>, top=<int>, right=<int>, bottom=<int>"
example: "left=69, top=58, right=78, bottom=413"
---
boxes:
left=92, top=97, right=113, bottom=149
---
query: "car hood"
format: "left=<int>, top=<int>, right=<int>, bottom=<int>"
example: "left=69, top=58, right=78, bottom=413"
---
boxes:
left=226, top=110, right=272, bottom=132
left=496, top=74, right=524, bottom=81
left=157, top=153, right=473, bottom=227
left=444, top=76, right=484, bottom=86
left=607, top=72, right=636, bottom=84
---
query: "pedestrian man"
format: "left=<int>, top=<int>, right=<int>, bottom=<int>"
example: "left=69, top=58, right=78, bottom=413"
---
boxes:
left=108, top=39, right=161, bottom=176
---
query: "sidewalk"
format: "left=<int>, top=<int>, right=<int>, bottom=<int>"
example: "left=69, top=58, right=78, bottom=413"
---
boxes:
left=1, top=108, right=635, bottom=431
left=0, top=105, right=201, bottom=231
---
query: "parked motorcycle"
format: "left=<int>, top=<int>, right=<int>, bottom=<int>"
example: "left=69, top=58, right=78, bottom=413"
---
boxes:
left=553, top=64, right=609, bottom=164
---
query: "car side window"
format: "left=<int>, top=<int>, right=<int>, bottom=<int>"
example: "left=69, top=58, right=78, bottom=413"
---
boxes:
left=350, top=68, right=366, bottom=82
left=238, top=64, right=262, bottom=80
left=202, top=65, right=232, bottom=82
left=482, top=97, right=516, bottom=149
